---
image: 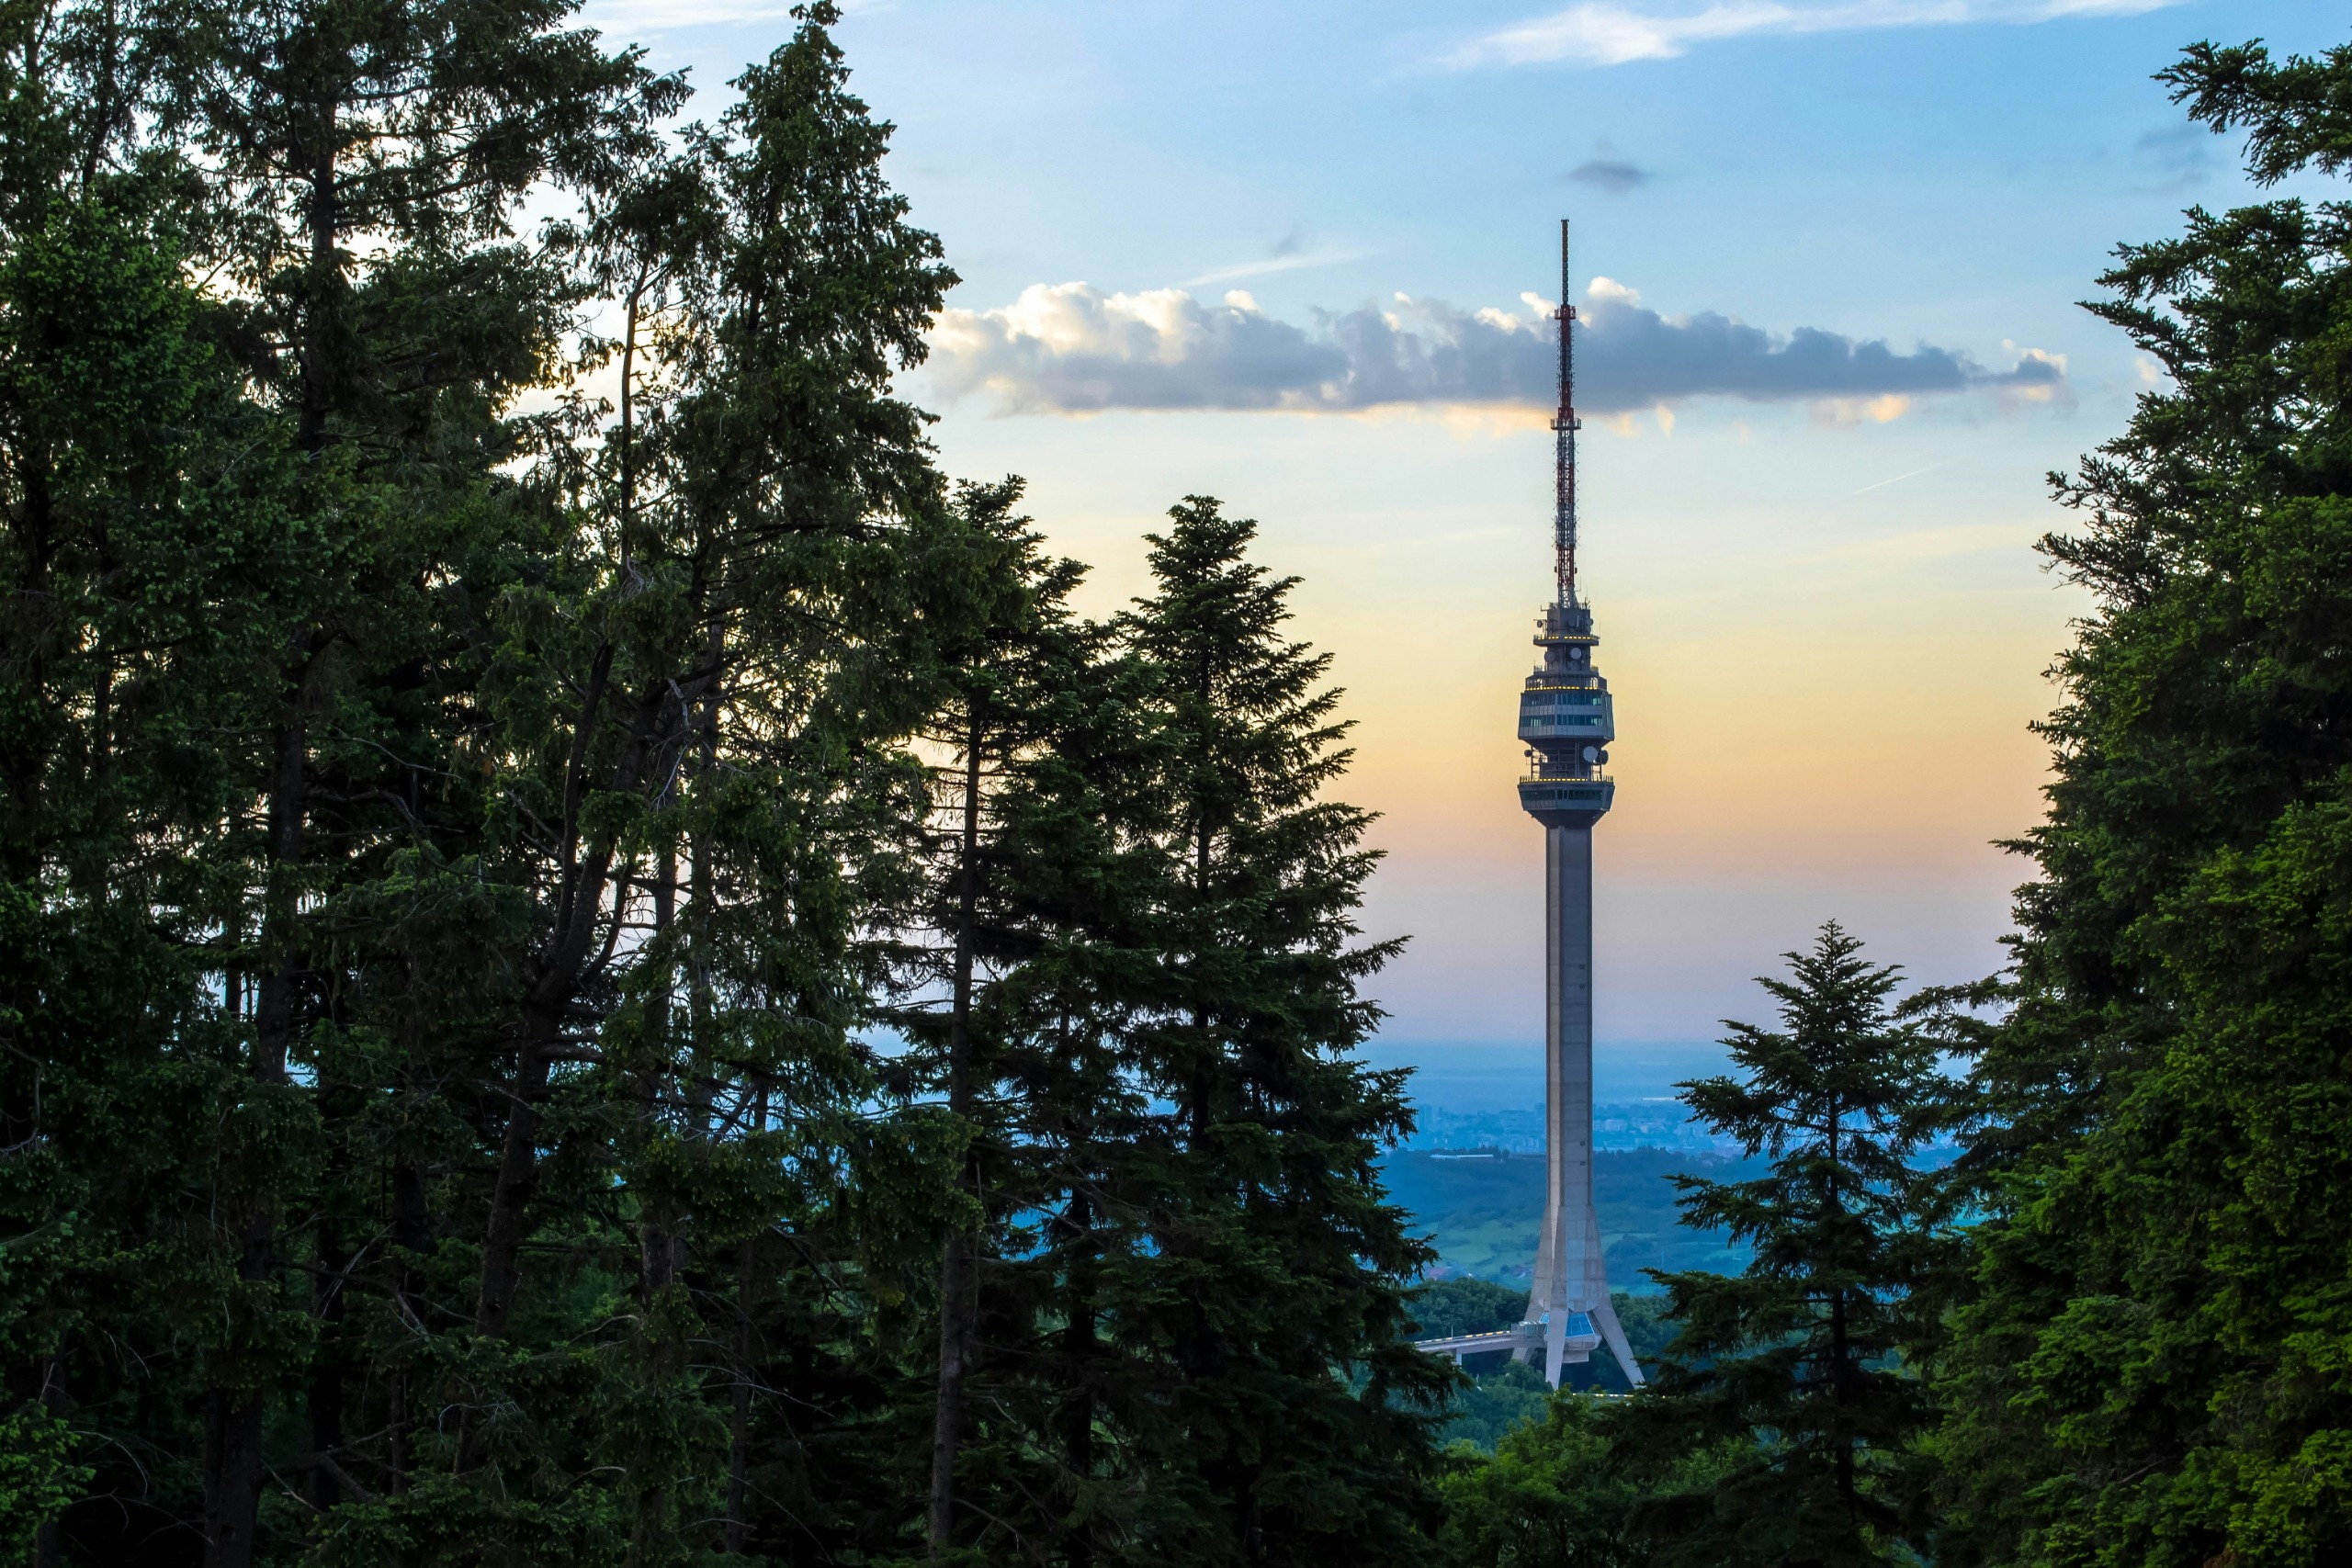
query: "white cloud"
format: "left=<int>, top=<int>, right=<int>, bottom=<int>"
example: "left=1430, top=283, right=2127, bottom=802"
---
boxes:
left=921, top=280, right=2064, bottom=416
left=1444, top=0, right=2187, bottom=70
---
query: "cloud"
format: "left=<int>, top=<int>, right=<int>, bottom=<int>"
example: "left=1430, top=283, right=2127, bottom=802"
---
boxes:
left=1567, top=158, right=1652, bottom=192
left=922, top=281, right=2065, bottom=417
left=1443, top=0, right=2188, bottom=70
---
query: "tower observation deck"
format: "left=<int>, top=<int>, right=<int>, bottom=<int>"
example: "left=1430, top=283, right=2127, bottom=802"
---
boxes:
left=1517, top=221, right=1642, bottom=1390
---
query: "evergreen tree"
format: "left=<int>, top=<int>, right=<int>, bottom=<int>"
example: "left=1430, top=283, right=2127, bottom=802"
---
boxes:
left=140, top=0, right=676, bottom=1551
left=878, top=478, right=1170, bottom=1562
left=1118, top=495, right=1449, bottom=1568
left=2, top=0, right=978, bottom=1560
left=1632, top=924, right=1957, bottom=1568
left=1935, top=34, right=2352, bottom=1568
left=0, top=4, right=1477, bottom=1561
left=380, top=9, right=968, bottom=1559
left=0, top=6, right=316, bottom=1558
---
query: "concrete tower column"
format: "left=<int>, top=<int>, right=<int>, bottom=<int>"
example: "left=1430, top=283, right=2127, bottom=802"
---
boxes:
left=1514, top=604, right=1642, bottom=1390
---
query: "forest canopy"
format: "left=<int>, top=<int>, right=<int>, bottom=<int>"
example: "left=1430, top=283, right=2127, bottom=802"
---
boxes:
left=0, top=2, right=1442, bottom=1562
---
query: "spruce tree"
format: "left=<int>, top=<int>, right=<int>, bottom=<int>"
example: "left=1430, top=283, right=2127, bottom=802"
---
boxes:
left=1632, top=924, right=1956, bottom=1568
left=881, top=479, right=1074, bottom=1555
left=1118, top=495, right=1448, bottom=1568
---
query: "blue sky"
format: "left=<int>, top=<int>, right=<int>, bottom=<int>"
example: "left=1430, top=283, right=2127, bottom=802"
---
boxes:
left=598, top=0, right=2344, bottom=1077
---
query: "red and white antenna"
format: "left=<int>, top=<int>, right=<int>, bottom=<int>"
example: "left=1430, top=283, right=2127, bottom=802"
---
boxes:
left=1551, top=219, right=1581, bottom=608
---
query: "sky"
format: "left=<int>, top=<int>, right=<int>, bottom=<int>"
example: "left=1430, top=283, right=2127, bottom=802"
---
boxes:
left=589, top=0, right=2345, bottom=1085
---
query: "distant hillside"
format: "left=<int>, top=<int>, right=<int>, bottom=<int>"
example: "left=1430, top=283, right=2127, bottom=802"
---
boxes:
left=1377, top=1146, right=1756, bottom=1289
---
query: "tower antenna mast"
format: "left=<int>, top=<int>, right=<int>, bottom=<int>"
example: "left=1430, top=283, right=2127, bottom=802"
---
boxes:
left=1552, top=219, right=1580, bottom=608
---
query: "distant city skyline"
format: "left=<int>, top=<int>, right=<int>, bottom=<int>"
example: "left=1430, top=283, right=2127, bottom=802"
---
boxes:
left=594, top=0, right=2344, bottom=1047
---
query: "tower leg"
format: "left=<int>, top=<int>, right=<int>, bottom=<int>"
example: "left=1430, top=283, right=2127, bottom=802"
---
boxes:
left=1591, top=1298, right=1645, bottom=1389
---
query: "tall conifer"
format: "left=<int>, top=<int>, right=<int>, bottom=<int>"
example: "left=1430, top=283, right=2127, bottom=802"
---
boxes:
left=1118, top=495, right=1447, bottom=1568
left=1631, top=924, right=1957, bottom=1568
left=879, top=479, right=1151, bottom=1560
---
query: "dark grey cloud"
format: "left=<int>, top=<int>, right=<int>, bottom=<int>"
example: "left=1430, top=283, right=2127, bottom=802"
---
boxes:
left=1566, top=158, right=1650, bottom=193
left=926, top=282, right=2066, bottom=416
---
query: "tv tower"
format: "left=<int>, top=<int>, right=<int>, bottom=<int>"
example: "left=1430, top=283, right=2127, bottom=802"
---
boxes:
left=1513, top=220, right=1643, bottom=1390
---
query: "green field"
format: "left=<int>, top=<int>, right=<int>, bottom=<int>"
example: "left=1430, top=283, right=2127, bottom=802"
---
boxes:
left=1378, top=1147, right=1753, bottom=1289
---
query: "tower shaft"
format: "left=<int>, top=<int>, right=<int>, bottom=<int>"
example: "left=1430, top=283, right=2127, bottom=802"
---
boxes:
left=1520, top=826, right=1641, bottom=1386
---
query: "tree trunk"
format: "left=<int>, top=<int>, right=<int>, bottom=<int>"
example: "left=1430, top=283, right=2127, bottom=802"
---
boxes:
left=202, top=1388, right=266, bottom=1568
left=928, top=714, right=986, bottom=1556
left=725, top=1213, right=759, bottom=1556
left=209, top=115, right=339, bottom=1551
left=209, top=846, right=296, bottom=1562
left=1061, top=1183, right=1097, bottom=1568
left=389, top=1154, right=428, bottom=1494
left=475, top=1010, right=558, bottom=1340
left=307, top=1222, right=348, bottom=1513
left=639, top=843, right=679, bottom=1304
left=31, top=1354, right=65, bottom=1568
left=476, top=649, right=644, bottom=1339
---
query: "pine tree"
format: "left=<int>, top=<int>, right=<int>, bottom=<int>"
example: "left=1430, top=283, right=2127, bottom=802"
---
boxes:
left=1632, top=924, right=1956, bottom=1568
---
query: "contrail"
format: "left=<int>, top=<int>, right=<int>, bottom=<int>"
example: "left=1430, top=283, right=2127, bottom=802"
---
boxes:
left=1852, top=457, right=1954, bottom=496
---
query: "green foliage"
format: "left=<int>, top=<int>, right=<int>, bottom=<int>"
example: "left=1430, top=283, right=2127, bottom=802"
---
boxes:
left=1440, top=1395, right=1654, bottom=1568
left=0, top=1407, right=89, bottom=1559
left=0, top=6, right=1448, bottom=1559
left=1437, top=1391, right=1747, bottom=1568
left=1111, top=495, right=1451, bottom=1568
left=1932, top=32, right=2352, bottom=1568
left=1413, top=1278, right=1532, bottom=1340
left=1624, top=925, right=1957, bottom=1568
left=1440, top=1360, right=1558, bottom=1456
